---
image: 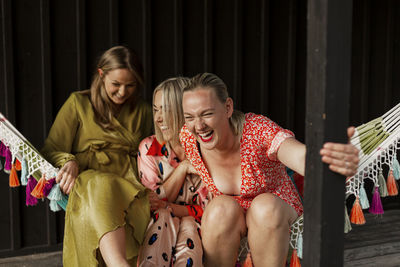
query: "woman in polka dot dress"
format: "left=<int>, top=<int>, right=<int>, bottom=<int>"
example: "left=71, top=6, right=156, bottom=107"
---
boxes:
left=180, top=73, right=359, bottom=267
left=137, top=77, right=211, bottom=267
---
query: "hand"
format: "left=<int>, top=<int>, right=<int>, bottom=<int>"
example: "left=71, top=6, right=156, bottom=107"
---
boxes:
left=320, top=127, right=359, bottom=177
left=180, top=159, right=197, bottom=175
left=148, top=191, right=169, bottom=211
left=56, top=160, right=79, bottom=194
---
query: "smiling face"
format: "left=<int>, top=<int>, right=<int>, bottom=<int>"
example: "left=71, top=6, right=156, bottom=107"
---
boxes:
left=153, top=90, right=173, bottom=142
left=182, top=87, right=233, bottom=151
left=102, top=68, right=137, bottom=106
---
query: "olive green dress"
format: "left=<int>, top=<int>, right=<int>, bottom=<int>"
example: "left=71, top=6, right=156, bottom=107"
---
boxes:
left=41, top=91, right=153, bottom=266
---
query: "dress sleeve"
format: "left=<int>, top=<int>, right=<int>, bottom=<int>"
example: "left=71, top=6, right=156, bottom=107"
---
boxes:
left=255, top=114, right=294, bottom=161
left=41, top=93, right=79, bottom=168
left=137, top=137, right=162, bottom=191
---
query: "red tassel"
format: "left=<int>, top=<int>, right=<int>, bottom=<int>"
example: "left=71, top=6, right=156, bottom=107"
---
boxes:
left=30, top=174, right=48, bottom=199
left=14, top=159, right=21, bottom=171
left=290, top=249, right=301, bottom=267
left=9, top=164, right=20, bottom=187
left=350, top=198, right=366, bottom=225
left=387, top=170, right=398, bottom=196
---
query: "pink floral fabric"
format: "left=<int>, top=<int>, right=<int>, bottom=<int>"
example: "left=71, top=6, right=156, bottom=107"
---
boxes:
left=180, top=113, right=303, bottom=215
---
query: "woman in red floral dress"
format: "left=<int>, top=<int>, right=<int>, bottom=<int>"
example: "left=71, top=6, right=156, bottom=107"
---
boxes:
left=180, top=73, right=359, bottom=267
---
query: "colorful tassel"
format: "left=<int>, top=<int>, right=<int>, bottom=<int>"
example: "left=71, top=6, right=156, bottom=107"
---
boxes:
left=289, top=249, right=301, bottom=267
left=47, top=183, right=62, bottom=201
left=297, top=233, right=303, bottom=259
left=387, top=170, right=398, bottom=196
left=392, top=158, right=400, bottom=180
left=0, top=141, right=6, bottom=157
left=56, top=194, right=68, bottom=211
left=4, top=147, right=12, bottom=172
left=14, top=159, right=21, bottom=171
left=369, top=187, right=384, bottom=215
left=242, top=252, right=253, bottom=267
left=359, top=186, right=370, bottom=209
left=43, top=178, right=56, bottom=197
left=30, top=174, right=48, bottom=199
left=350, top=197, right=366, bottom=225
left=20, top=158, right=28, bottom=186
left=49, top=199, right=62, bottom=212
left=9, top=163, right=20, bottom=187
left=378, top=171, right=388, bottom=197
left=26, top=176, right=38, bottom=206
left=344, top=206, right=352, bottom=233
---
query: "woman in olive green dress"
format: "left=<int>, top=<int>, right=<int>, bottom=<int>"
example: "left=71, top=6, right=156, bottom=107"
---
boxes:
left=41, top=46, right=153, bottom=266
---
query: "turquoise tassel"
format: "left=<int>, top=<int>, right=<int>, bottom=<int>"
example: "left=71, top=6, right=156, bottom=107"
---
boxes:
left=57, top=194, right=68, bottom=211
left=344, top=205, right=352, bottom=233
left=49, top=199, right=62, bottom=212
left=359, top=186, right=370, bottom=209
left=392, top=158, right=400, bottom=180
left=20, top=158, right=28, bottom=186
left=47, top=183, right=62, bottom=201
left=378, top=171, right=388, bottom=197
left=297, top=232, right=303, bottom=259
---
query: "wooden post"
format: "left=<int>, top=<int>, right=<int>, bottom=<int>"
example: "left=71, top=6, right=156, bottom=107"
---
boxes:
left=304, top=0, right=353, bottom=266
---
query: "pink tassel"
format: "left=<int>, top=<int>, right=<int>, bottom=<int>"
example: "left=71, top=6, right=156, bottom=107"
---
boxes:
left=0, top=142, right=6, bottom=157
left=4, top=147, right=12, bottom=171
left=369, top=187, right=384, bottom=215
left=26, top=176, right=38, bottom=206
left=43, top=178, right=56, bottom=197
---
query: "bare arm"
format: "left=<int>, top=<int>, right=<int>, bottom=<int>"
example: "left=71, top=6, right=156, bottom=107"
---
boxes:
left=148, top=191, right=189, bottom=217
left=277, top=137, right=306, bottom=176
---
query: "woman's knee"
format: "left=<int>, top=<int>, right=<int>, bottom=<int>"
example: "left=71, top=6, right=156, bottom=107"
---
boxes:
left=247, top=193, right=297, bottom=229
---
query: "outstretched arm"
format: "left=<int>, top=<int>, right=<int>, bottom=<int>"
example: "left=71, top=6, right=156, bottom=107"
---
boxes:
left=277, top=127, right=359, bottom=177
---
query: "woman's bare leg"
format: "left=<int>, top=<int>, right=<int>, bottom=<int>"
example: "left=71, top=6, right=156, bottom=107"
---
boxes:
left=246, top=193, right=298, bottom=267
left=201, top=195, right=247, bottom=267
left=99, top=227, right=130, bottom=267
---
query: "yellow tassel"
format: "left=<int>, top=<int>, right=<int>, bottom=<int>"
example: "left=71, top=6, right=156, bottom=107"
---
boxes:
left=30, top=174, right=47, bottom=199
left=290, top=249, right=301, bottom=267
left=387, top=170, right=398, bottom=196
left=9, top=163, right=20, bottom=187
left=350, top=198, right=366, bottom=225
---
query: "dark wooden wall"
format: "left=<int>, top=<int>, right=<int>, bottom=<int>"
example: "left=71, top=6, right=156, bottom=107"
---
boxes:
left=0, top=0, right=399, bottom=258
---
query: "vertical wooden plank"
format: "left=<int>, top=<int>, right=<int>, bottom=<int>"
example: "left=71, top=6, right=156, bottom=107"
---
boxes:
left=285, top=0, right=296, bottom=130
left=39, top=0, right=57, bottom=246
left=76, top=0, right=87, bottom=90
left=383, top=2, right=393, bottom=111
left=233, top=0, right=242, bottom=108
left=173, top=0, right=183, bottom=75
left=203, top=0, right=213, bottom=72
left=304, top=0, right=352, bottom=266
left=142, top=0, right=152, bottom=97
left=109, top=0, right=119, bottom=46
left=259, top=0, right=269, bottom=115
left=0, top=0, right=19, bottom=252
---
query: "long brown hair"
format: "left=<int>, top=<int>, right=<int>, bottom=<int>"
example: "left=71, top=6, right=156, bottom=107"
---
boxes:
left=89, top=46, right=144, bottom=129
left=184, top=73, right=244, bottom=136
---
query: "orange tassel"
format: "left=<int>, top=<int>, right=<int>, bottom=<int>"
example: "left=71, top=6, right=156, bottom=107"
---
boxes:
left=30, top=174, right=47, bottom=199
left=350, top=198, right=366, bottom=225
left=387, top=170, right=398, bottom=196
left=9, top=164, right=20, bottom=187
left=14, top=159, right=21, bottom=171
left=290, top=249, right=301, bottom=267
left=243, top=252, right=253, bottom=267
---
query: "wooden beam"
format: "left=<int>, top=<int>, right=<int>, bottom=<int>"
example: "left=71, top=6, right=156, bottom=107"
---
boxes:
left=304, top=0, right=353, bottom=266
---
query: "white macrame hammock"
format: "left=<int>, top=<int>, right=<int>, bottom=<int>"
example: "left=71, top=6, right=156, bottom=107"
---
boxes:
left=0, top=112, right=65, bottom=211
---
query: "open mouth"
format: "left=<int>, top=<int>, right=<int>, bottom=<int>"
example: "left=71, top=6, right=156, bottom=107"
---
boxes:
left=160, top=126, right=169, bottom=131
left=198, top=130, right=214, bottom=142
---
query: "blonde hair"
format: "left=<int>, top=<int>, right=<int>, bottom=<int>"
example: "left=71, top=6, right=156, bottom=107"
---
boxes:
left=89, top=46, right=144, bottom=129
left=184, top=73, right=244, bottom=136
left=153, top=77, right=190, bottom=145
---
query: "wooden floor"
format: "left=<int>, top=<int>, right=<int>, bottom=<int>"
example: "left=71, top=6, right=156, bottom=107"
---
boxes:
left=344, top=209, right=400, bottom=267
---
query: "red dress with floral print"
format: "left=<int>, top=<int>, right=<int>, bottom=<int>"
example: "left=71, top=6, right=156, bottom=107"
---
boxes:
left=180, top=113, right=303, bottom=216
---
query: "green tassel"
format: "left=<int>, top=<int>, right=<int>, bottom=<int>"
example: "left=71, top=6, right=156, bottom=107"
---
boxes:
left=47, top=183, right=62, bottom=201
left=378, top=170, right=388, bottom=197
left=49, top=199, right=62, bottom=212
left=297, top=232, right=303, bottom=259
left=57, top=194, right=68, bottom=211
left=20, top=158, right=28, bottom=186
left=359, top=186, right=370, bottom=209
left=392, top=158, right=400, bottom=180
left=344, top=205, right=352, bottom=233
